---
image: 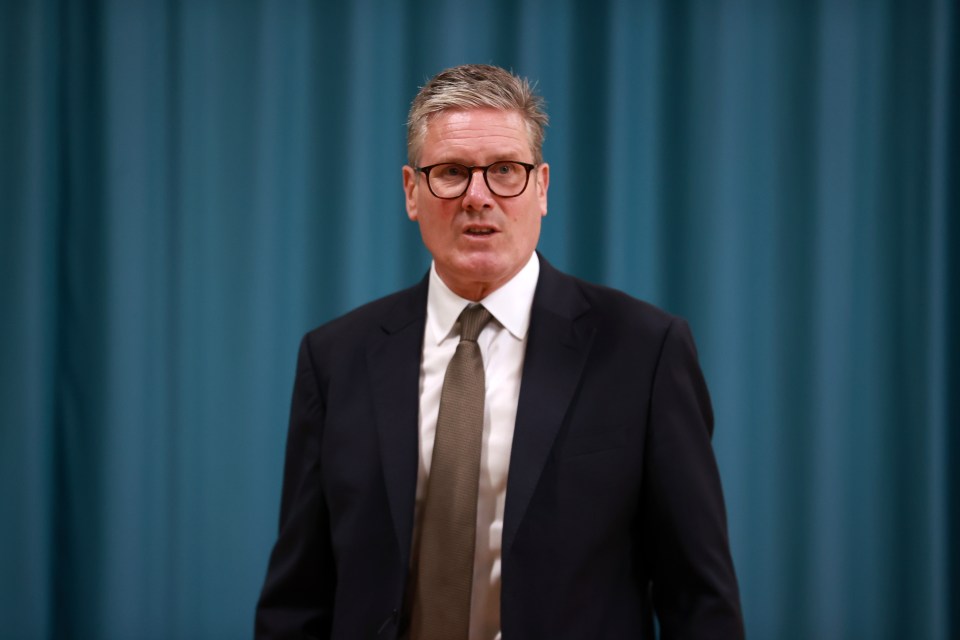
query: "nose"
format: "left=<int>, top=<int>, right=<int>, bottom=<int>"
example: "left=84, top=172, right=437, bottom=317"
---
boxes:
left=461, top=167, right=495, bottom=211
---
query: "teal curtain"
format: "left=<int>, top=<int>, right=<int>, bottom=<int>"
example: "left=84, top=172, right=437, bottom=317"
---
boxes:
left=2, top=1, right=956, bottom=638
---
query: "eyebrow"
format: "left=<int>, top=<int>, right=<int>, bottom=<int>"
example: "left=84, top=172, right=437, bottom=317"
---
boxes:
left=425, top=157, right=531, bottom=166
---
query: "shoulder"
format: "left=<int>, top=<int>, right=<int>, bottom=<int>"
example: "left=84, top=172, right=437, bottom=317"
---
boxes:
left=302, top=277, right=428, bottom=353
left=580, top=277, right=673, bottom=326
left=537, top=257, right=680, bottom=341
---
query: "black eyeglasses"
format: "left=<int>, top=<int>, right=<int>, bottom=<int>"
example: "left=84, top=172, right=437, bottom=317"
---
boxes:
left=416, top=161, right=537, bottom=199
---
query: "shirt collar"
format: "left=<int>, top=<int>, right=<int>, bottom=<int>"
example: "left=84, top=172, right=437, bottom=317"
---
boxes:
left=426, top=252, right=540, bottom=345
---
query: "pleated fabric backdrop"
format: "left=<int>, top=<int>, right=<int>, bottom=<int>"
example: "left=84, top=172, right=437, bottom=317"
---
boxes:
left=1, top=1, right=957, bottom=638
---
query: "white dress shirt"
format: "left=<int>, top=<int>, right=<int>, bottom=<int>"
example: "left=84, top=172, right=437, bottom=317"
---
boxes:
left=413, top=252, right=540, bottom=640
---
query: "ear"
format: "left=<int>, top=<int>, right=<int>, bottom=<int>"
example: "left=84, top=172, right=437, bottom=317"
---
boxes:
left=402, top=165, right=419, bottom=221
left=536, top=163, right=549, bottom=217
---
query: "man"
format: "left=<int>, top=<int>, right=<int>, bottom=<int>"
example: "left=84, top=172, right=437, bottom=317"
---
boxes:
left=256, top=64, right=744, bottom=639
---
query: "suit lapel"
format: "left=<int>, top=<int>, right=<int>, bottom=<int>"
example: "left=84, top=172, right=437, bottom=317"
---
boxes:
left=366, top=277, right=429, bottom=568
left=364, top=262, right=594, bottom=564
left=502, top=258, right=595, bottom=558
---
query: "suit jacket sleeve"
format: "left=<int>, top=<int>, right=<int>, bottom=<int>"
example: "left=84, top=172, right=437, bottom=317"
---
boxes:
left=645, top=318, right=745, bottom=639
left=255, top=334, right=335, bottom=639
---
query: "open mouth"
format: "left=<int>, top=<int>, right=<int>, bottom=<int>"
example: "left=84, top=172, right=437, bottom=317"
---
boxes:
left=464, top=227, right=497, bottom=236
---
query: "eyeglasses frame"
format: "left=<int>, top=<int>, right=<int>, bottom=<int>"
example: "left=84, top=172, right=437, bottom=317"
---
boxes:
left=416, top=161, right=538, bottom=199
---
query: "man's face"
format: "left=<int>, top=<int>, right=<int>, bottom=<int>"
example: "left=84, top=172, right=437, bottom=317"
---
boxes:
left=403, top=108, right=549, bottom=301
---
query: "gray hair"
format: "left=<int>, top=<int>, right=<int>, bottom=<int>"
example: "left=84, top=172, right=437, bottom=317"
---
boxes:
left=406, top=64, right=549, bottom=166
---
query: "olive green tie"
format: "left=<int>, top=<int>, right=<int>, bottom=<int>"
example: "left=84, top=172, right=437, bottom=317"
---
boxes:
left=411, top=304, right=493, bottom=640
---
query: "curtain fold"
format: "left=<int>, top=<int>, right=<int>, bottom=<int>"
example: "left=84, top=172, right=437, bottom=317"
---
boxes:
left=1, top=1, right=955, bottom=638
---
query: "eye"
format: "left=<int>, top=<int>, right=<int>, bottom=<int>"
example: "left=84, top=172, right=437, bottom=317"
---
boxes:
left=440, top=164, right=466, bottom=177
left=490, top=162, right=516, bottom=175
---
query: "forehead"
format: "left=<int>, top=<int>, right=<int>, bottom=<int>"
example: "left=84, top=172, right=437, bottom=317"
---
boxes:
left=421, top=108, right=532, bottom=164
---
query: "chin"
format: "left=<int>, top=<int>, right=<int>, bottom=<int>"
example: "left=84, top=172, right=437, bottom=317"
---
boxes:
left=452, top=254, right=507, bottom=280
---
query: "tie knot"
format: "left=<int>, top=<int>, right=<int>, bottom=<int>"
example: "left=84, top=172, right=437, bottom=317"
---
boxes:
left=458, top=305, right=492, bottom=342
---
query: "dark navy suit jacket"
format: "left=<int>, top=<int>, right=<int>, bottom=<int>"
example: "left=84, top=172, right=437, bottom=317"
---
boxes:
left=255, top=256, right=744, bottom=639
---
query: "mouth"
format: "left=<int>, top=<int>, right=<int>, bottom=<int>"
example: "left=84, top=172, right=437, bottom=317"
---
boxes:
left=463, top=224, right=498, bottom=237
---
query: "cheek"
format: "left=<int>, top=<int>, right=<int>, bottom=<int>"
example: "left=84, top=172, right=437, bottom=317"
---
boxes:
left=418, top=204, right=457, bottom=238
left=517, top=209, right=542, bottom=237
